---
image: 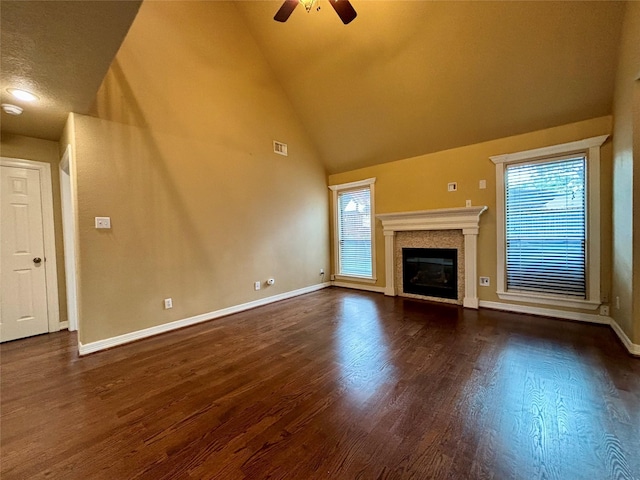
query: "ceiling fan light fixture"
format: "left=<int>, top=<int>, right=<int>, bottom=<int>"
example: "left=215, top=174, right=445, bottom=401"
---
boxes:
left=7, top=88, right=39, bottom=102
left=1, top=103, right=24, bottom=115
left=275, top=0, right=356, bottom=23
left=299, top=0, right=316, bottom=12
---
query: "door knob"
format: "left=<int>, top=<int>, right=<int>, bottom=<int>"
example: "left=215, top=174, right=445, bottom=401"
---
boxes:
left=33, top=257, right=42, bottom=264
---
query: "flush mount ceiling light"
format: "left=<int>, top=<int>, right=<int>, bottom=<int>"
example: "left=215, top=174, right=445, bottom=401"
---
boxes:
left=7, top=88, right=39, bottom=102
left=274, top=0, right=357, bottom=24
left=1, top=104, right=24, bottom=115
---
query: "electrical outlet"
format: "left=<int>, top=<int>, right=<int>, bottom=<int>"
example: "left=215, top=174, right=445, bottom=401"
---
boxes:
left=479, top=276, right=490, bottom=286
left=599, top=305, right=610, bottom=316
left=447, top=182, right=457, bottom=192
left=95, top=216, right=111, bottom=229
left=164, top=298, right=173, bottom=309
left=330, top=274, right=335, bottom=281
left=466, top=200, right=472, bottom=207
left=254, top=281, right=261, bottom=291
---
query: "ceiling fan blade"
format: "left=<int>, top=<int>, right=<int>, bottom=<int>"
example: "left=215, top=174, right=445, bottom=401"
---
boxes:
left=274, top=0, right=298, bottom=22
left=328, top=0, right=357, bottom=24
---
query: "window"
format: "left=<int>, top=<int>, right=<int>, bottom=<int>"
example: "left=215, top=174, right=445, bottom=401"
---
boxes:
left=491, top=135, right=607, bottom=310
left=505, top=157, right=586, bottom=296
left=329, top=178, right=376, bottom=281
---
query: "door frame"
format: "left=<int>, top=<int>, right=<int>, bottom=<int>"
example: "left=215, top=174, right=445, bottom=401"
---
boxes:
left=1, top=157, right=60, bottom=333
left=59, top=145, right=79, bottom=332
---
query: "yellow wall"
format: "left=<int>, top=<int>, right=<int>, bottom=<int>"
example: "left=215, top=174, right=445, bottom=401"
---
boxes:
left=70, top=2, right=329, bottom=344
left=329, top=116, right=613, bottom=315
left=0, top=133, right=68, bottom=324
left=612, top=1, right=640, bottom=344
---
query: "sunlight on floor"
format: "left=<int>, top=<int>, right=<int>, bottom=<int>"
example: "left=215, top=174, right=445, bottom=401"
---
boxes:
left=334, top=297, right=396, bottom=405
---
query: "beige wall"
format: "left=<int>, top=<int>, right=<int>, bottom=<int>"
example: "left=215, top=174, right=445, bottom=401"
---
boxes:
left=635, top=81, right=640, bottom=345
left=612, top=1, right=640, bottom=344
left=329, top=116, right=613, bottom=315
left=0, top=133, right=68, bottom=324
left=69, top=2, right=329, bottom=344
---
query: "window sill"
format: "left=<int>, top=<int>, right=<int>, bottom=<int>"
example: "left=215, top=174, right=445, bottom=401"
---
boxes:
left=497, top=290, right=600, bottom=310
left=334, top=275, right=377, bottom=284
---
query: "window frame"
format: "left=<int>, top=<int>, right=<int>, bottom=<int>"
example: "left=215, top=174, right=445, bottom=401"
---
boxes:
left=490, top=135, right=608, bottom=310
left=329, top=177, right=377, bottom=283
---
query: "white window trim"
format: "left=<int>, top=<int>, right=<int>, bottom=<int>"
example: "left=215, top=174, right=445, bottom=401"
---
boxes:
left=329, top=177, right=377, bottom=283
left=490, top=135, right=608, bottom=310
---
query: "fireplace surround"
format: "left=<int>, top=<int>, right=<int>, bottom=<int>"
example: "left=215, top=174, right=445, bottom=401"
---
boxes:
left=377, top=206, right=487, bottom=308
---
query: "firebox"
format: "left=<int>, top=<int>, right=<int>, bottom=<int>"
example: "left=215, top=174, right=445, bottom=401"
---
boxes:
left=402, top=248, right=458, bottom=300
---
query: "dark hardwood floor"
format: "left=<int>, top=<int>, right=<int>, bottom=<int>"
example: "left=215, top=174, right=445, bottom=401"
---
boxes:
left=1, top=288, right=639, bottom=479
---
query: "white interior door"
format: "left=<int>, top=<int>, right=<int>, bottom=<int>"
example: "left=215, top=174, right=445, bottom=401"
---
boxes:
left=1, top=165, right=50, bottom=342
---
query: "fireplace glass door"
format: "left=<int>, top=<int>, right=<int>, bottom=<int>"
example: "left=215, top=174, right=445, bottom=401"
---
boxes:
left=402, top=248, right=458, bottom=300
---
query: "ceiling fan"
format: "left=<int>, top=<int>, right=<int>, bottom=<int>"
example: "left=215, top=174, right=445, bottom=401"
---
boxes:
left=274, top=0, right=357, bottom=24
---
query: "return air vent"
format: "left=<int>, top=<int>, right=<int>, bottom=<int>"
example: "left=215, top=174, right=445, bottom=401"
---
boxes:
left=273, top=141, right=288, bottom=156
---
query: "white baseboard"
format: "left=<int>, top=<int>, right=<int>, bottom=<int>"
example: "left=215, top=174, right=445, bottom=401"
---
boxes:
left=76, top=285, right=639, bottom=357
left=59, top=321, right=69, bottom=330
left=478, top=300, right=610, bottom=325
left=609, top=318, right=640, bottom=356
left=479, top=300, right=640, bottom=356
left=331, top=281, right=385, bottom=294
left=78, top=282, right=331, bottom=356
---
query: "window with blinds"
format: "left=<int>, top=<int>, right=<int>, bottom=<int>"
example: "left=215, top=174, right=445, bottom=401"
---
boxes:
left=337, top=187, right=372, bottom=277
left=505, top=156, right=586, bottom=297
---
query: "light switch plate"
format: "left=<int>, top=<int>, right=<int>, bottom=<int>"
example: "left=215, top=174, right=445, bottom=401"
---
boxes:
left=95, top=217, right=111, bottom=229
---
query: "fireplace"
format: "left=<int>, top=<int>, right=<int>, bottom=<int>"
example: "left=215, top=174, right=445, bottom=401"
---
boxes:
left=377, top=206, right=487, bottom=308
left=402, top=248, right=458, bottom=300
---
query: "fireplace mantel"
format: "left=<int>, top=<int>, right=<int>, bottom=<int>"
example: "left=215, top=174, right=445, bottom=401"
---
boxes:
left=377, top=206, right=487, bottom=308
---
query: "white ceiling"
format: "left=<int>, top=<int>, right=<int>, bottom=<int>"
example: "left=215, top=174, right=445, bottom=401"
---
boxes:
left=0, top=0, right=141, bottom=140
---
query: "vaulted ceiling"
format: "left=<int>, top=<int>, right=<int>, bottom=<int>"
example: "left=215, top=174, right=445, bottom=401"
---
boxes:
left=238, top=1, right=625, bottom=173
left=0, top=1, right=626, bottom=173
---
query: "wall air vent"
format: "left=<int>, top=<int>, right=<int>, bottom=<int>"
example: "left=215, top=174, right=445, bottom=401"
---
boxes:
left=273, top=141, right=288, bottom=156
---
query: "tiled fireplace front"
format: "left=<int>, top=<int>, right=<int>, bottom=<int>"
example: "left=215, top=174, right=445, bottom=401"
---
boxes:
left=395, top=230, right=465, bottom=305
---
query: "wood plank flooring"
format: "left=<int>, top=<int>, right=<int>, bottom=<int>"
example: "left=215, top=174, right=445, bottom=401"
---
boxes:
left=1, top=288, right=639, bottom=479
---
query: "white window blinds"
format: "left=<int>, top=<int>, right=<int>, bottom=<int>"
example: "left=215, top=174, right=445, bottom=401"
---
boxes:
left=337, top=187, right=372, bottom=277
left=505, top=156, right=586, bottom=297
